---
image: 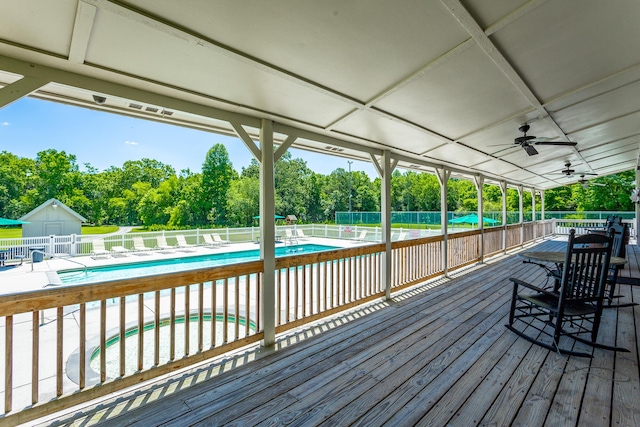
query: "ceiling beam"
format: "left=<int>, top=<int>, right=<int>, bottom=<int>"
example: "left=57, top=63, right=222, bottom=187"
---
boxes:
left=69, top=1, right=97, bottom=64
left=0, top=76, right=49, bottom=109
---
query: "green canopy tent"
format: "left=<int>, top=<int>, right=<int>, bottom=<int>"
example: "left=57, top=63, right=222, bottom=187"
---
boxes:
left=448, top=213, right=500, bottom=227
left=0, top=218, right=30, bottom=226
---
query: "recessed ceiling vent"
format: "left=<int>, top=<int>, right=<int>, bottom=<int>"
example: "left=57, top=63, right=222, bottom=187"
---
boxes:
left=128, top=103, right=143, bottom=110
left=409, top=164, right=421, bottom=169
left=161, top=110, right=174, bottom=116
left=145, top=106, right=159, bottom=113
left=324, top=145, right=344, bottom=153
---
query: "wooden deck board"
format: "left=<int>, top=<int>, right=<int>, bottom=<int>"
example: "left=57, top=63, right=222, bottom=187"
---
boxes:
left=37, top=239, right=640, bottom=427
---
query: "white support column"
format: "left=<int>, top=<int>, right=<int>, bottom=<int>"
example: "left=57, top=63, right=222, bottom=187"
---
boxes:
left=474, top=175, right=484, bottom=263
left=436, top=168, right=451, bottom=276
left=541, top=190, right=546, bottom=238
left=370, top=151, right=395, bottom=300
left=531, top=188, right=537, bottom=242
left=500, top=181, right=507, bottom=253
left=518, top=185, right=524, bottom=246
left=259, top=119, right=276, bottom=347
left=381, top=151, right=392, bottom=299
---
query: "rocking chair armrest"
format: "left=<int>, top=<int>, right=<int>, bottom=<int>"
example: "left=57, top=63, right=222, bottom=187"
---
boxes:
left=509, top=277, right=558, bottom=297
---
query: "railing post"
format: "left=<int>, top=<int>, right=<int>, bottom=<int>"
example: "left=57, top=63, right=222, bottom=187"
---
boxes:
left=70, top=234, right=76, bottom=256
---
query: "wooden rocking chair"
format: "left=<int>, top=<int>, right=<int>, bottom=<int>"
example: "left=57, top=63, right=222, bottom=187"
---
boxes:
left=507, top=229, right=629, bottom=358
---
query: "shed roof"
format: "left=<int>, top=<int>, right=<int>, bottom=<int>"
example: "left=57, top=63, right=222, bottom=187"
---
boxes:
left=19, top=198, right=87, bottom=223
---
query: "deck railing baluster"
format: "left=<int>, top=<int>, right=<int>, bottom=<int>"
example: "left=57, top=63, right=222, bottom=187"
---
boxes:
left=120, top=297, right=125, bottom=377
left=32, top=311, right=38, bottom=405
left=5, top=315, right=12, bottom=413
left=56, top=308, right=63, bottom=397
left=198, top=283, right=204, bottom=353
left=137, top=295, right=144, bottom=370
left=155, top=291, right=161, bottom=366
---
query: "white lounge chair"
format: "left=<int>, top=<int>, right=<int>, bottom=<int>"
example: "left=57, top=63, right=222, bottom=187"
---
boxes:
left=132, top=236, right=153, bottom=254
left=201, top=234, right=221, bottom=248
left=156, top=235, right=176, bottom=252
left=351, top=230, right=367, bottom=242
left=285, top=229, right=298, bottom=245
left=295, top=229, right=309, bottom=240
left=211, top=233, right=230, bottom=246
left=110, top=245, right=131, bottom=257
left=91, top=239, right=111, bottom=258
left=176, top=235, right=197, bottom=252
left=396, top=232, right=406, bottom=241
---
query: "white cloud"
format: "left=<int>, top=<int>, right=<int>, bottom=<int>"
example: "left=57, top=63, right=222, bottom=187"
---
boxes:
left=124, top=140, right=139, bottom=145
left=1, top=121, right=9, bottom=126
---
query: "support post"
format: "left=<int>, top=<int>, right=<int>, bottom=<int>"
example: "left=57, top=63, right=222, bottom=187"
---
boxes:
left=381, top=152, right=392, bottom=299
left=259, top=119, right=276, bottom=347
left=370, top=151, right=395, bottom=300
left=541, top=190, right=546, bottom=238
left=436, top=168, right=451, bottom=276
left=531, top=188, right=537, bottom=242
left=474, top=175, right=484, bottom=263
left=500, top=181, right=507, bottom=253
left=518, top=185, right=523, bottom=246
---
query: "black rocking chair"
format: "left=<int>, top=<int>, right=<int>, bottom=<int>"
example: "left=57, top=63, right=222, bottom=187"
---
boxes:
left=506, top=229, right=629, bottom=358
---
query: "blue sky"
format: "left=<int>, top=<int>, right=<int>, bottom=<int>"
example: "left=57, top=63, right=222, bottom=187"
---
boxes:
left=0, top=97, right=376, bottom=177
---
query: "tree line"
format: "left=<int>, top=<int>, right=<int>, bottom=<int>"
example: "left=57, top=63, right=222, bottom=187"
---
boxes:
left=0, top=145, right=635, bottom=228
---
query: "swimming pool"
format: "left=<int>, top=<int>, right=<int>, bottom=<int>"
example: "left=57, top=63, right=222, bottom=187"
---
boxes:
left=58, top=244, right=337, bottom=285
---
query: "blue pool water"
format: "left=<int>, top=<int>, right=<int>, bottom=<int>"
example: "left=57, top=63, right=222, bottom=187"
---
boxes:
left=58, top=244, right=337, bottom=285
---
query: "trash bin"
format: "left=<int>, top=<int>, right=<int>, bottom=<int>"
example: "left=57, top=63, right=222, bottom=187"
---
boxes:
left=30, top=247, right=45, bottom=263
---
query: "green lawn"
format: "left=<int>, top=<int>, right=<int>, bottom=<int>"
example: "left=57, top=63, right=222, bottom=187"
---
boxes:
left=0, top=225, right=120, bottom=239
left=81, top=225, right=119, bottom=235
left=0, top=228, right=22, bottom=238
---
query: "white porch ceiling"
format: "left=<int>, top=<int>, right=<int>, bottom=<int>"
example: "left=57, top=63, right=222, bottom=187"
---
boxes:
left=1, top=0, right=639, bottom=190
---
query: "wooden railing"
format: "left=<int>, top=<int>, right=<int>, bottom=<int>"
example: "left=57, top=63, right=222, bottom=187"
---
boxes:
left=391, top=236, right=443, bottom=290
left=448, top=230, right=481, bottom=270
left=483, top=226, right=505, bottom=257
left=0, top=219, right=558, bottom=424
left=275, top=244, right=386, bottom=332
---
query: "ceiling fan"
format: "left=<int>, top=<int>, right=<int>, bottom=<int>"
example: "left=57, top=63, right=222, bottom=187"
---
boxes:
left=513, top=124, right=577, bottom=156
left=577, top=175, right=605, bottom=189
left=555, top=161, right=597, bottom=177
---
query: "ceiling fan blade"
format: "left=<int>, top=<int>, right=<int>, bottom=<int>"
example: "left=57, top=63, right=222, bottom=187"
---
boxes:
left=533, top=141, right=578, bottom=146
left=515, top=135, right=536, bottom=144
left=523, top=145, right=538, bottom=156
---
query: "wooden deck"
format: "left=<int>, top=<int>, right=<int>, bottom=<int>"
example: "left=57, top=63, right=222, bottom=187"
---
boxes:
left=35, top=238, right=639, bottom=426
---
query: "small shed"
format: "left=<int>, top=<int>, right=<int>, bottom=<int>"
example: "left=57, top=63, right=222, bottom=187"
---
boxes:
left=285, top=215, right=297, bottom=225
left=19, top=198, right=86, bottom=238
